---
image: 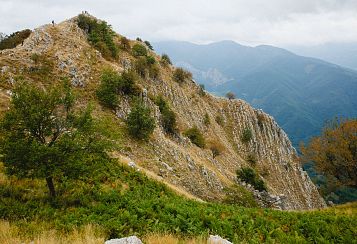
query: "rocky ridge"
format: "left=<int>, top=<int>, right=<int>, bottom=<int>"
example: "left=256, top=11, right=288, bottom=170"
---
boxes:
left=0, top=15, right=326, bottom=209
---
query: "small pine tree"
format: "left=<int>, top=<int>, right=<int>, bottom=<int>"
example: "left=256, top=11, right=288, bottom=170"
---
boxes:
left=144, top=40, right=154, bottom=50
left=226, top=92, right=236, bottom=100
left=160, top=54, right=172, bottom=66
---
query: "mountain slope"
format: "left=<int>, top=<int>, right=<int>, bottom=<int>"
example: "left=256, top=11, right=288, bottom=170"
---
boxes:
left=154, top=41, right=357, bottom=147
left=0, top=15, right=325, bottom=209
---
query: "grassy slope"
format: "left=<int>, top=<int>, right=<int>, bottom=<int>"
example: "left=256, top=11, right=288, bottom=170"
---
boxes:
left=0, top=161, right=356, bottom=243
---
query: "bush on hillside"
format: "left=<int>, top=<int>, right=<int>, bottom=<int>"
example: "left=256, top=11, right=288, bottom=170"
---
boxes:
left=241, top=127, right=253, bottom=143
left=96, top=69, right=139, bottom=109
left=155, top=95, right=177, bottom=134
left=134, top=56, right=159, bottom=79
left=226, top=92, right=236, bottom=100
left=144, top=40, right=154, bottom=50
left=77, top=14, right=118, bottom=59
left=173, top=67, right=192, bottom=83
left=237, top=167, right=267, bottom=191
left=209, top=140, right=225, bottom=158
left=126, top=102, right=156, bottom=140
left=184, top=126, right=205, bottom=148
left=160, top=54, right=172, bottom=66
left=203, top=113, right=210, bottom=126
left=215, top=115, right=224, bottom=126
left=132, top=43, right=147, bottom=57
left=119, top=36, right=130, bottom=51
left=0, top=29, right=31, bottom=50
left=246, top=154, right=257, bottom=165
left=199, top=84, right=206, bottom=96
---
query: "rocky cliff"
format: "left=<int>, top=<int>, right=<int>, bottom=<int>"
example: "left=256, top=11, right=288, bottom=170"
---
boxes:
left=0, top=15, right=326, bottom=209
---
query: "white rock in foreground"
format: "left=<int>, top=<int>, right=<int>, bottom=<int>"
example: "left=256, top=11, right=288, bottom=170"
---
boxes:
left=105, top=236, right=143, bottom=244
left=208, top=235, right=233, bottom=244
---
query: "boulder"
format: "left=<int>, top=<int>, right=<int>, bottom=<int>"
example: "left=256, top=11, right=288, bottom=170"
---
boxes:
left=105, top=236, right=143, bottom=244
left=208, top=235, right=233, bottom=244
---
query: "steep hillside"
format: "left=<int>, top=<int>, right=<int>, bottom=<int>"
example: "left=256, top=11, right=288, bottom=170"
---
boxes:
left=154, top=41, right=357, bottom=147
left=0, top=15, right=325, bottom=210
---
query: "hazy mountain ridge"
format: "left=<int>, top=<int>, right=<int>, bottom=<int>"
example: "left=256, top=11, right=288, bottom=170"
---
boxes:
left=154, top=41, right=357, bottom=147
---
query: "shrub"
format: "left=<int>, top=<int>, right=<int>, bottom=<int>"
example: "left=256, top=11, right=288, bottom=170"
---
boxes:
left=146, top=55, right=156, bottom=65
left=215, top=115, right=224, bottom=126
left=237, top=167, right=267, bottom=191
left=257, top=113, right=266, bottom=128
left=226, top=92, right=236, bottom=100
left=134, top=56, right=159, bottom=79
left=148, top=65, right=160, bottom=79
left=126, top=102, right=156, bottom=140
left=77, top=14, right=118, bottom=59
left=209, top=140, right=224, bottom=158
left=203, top=113, right=210, bottom=126
left=223, top=186, right=259, bottom=207
left=155, top=96, right=177, bottom=134
left=173, top=68, right=192, bottom=83
left=136, top=37, right=142, bottom=42
left=0, top=29, right=31, bottom=50
left=96, top=69, right=139, bottom=109
left=96, top=69, right=121, bottom=108
left=144, top=40, right=153, bottom=50
left=119, top=36, right=130, bottom=50
left=160, top=54, right=172, bottom=66
left=134, top=57, right=148, bottom=77
left=184, top=126, right=205, bottom=148
left=241, top=127, right=253, bottom=143
left=132, top=43, right=147, bottom=57
left=246, top=154, right=257, bottom=165
left=199, top=84, right=206, bottom=96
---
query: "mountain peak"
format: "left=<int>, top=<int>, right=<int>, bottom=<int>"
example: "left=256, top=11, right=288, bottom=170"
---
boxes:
left=0, top=15, right=325, bottom=210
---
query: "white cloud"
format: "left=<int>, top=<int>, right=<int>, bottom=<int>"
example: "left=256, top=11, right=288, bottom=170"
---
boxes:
left=0, top=0, right=356, bottom=46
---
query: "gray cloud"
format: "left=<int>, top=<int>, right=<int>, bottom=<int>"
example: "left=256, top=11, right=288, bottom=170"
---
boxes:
left=0, top=0, right=357, bottom=46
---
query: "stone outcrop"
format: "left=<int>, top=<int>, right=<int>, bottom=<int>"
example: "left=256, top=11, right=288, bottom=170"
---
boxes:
left=0, top=15, right=326, bottom=209
left=105, top=236, right=143, bottom=244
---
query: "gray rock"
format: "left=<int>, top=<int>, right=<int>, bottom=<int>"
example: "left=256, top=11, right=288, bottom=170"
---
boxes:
left=105, top=236, right=143, bottom=244
left=128, top=161, right=136, bottom=168
left=208, top=235, right=232, bottom=244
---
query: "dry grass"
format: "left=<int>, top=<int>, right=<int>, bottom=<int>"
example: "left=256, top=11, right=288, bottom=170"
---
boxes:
left=144, top=233, right=206, bottom=244
left=0, top=220, right=105, bottom=244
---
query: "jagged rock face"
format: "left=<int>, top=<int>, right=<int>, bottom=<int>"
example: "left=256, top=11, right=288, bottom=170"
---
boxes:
left=0, top=16, right=326, bottom=209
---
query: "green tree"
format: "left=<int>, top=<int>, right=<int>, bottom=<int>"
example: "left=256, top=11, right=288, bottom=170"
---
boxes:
left=0, top=82, right=113, bottom=198
left=126, top=102, right=156, bottom=140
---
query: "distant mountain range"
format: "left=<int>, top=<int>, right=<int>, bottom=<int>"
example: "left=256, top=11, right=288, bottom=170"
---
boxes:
left=154, top=40, right=357, bottom=147
left=285, top=42, right=357, bottom=71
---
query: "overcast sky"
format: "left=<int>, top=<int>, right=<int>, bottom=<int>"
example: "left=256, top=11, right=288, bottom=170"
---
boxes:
left=1, top=0, right=357, bottom=46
